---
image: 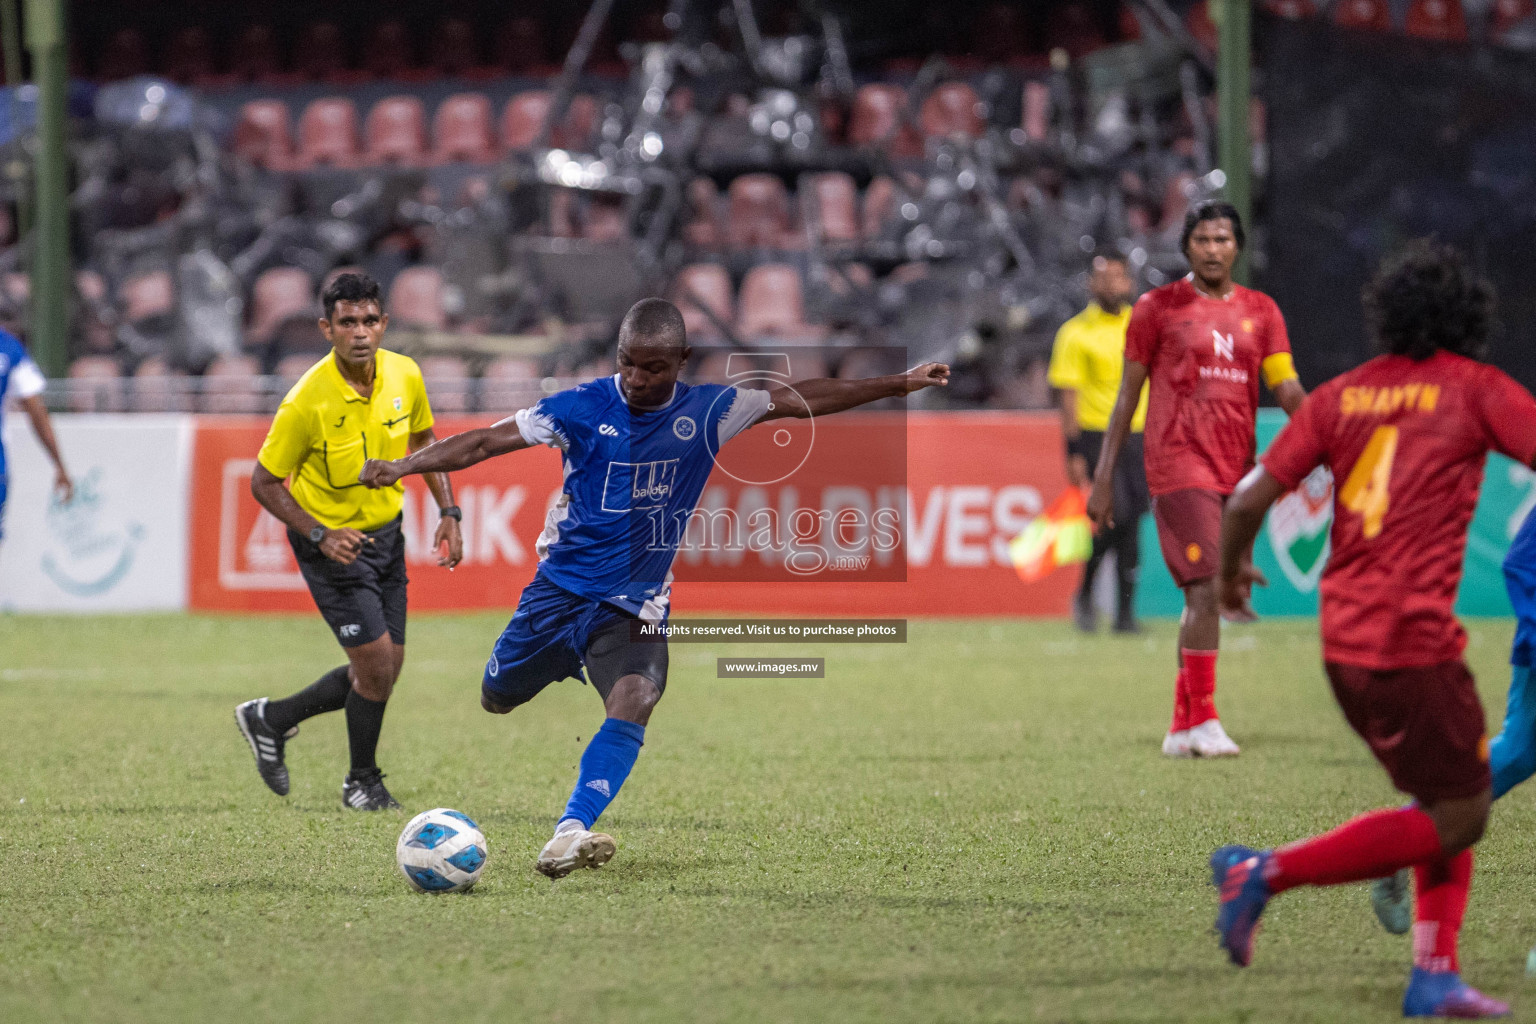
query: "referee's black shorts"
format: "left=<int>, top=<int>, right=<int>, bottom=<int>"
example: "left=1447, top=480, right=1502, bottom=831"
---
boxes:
left=287, top=515, right=408, bottom=648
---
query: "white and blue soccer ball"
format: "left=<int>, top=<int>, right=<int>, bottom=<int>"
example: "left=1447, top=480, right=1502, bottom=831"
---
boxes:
left=396, top=808, right=487, bottom=893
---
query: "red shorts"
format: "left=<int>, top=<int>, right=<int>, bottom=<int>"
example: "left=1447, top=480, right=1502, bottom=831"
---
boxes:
left=1325, top=660, right=1491, bottom=804
left=1152, top=488, right=1223, bottom=587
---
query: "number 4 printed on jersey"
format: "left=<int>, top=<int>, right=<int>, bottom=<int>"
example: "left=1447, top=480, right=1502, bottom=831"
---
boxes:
left=1339, top=425, right=1398, bottom=540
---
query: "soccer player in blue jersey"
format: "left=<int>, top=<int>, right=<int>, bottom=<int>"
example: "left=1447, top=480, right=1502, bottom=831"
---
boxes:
left=361, top=297, right=948, bottom=876
left=0, top=329, right=73, bottom=546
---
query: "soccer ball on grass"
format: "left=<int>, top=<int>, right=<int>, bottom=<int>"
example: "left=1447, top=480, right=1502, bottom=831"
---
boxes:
left=396, top=808, right=487, bottom=893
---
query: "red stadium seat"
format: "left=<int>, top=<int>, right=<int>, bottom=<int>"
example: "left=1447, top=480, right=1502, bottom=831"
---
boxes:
left=848, top=84, right=921, bottom=157
left=228, top=24, right=283, bottom=83
left=808, top=172, right=859, bottom=243
left=582, top=195, right=628, bottom=242
left=862, top=176, right=899, bottom=240
left=431, top=93, right=495, bottom=164
left=363, top=21, right=418, bottom=80
left=1047, top=2, right=1108, bottom=58
left=119, top=270, right=175, bottom=324
left=1492, top=0, right=1536, bottom=35
left=294, top=98, right=361, bottom=170
left=737, top=264, right=823, bottom=341
left=1184, top=1, right=1220, bottom=50
left=682, top=177, right=723, bottom=249
left=161, top=27, right=216, bottom=85
left=502, top=91, right=553, bottom=153
left=493, top=16, right=551, bottom=75
left=670, top=264, right=735, bottom=341
left=232, top=101, right=294, bottom=171
left=248, top=268, right=315, bottom=346
left=919, top=82, right=985, bottom=142
left=1156, top=170, right=1197, bottom=236
left=274, top=352, right=321, bottom=393
left=430, top=18, right=481, bottom=77
left=388, top=267, right=447, bottom=330
left=202, top=355, right=265, bottom=414
left=292, top=22, right=356, bottom=83
left=1334, top=0, right=1394, bottom=31
left=1405, top=0, right=1468, bottom=40
left=726, top=173, right=792, bottom=251
left=69, top=357, right=126, bottom=413
left=363, top=96, right=427, bottom=166
left=552, top=94, right=600, bottom=152
left=1262, top=0, right=1319, bottom=18
left=416, top=355, right=470, bottom=413
left=97, top=28, right=149, bottom=81
left=479, top=357, right=544, bottom=413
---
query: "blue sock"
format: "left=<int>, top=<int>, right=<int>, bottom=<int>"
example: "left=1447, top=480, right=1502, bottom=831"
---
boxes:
left=560, top=718, right=646, bottom=830
left=1491, top=665, right=1536, bottom=800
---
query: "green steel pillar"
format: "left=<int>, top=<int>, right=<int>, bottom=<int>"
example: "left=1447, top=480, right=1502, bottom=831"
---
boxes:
left=1216, top=0, right=1252, bottom=285
left=24, top=0, right=67, bottom=375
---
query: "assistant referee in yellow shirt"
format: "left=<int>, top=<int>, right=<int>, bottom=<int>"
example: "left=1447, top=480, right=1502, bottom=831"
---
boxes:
left=1047, top=251, right=1149, bottom=634
left=234, top=272, right=463, bottom=811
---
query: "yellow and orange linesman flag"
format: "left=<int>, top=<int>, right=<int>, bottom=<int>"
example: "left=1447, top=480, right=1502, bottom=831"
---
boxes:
left=1008, top=487, right=1093, bottom=583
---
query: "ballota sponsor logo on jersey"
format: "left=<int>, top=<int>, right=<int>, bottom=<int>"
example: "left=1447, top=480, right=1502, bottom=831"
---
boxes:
left=187, top=413, right=1082, bottom=616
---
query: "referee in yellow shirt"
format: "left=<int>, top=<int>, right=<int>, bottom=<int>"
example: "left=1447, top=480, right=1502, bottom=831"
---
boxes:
left=1048, top=251, right=1149, bottom=633
left=234, top=272, right=463, bottom=811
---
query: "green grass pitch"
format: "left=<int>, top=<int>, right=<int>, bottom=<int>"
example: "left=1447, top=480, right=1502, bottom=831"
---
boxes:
left=3, top=613, right=1535, bottom=1023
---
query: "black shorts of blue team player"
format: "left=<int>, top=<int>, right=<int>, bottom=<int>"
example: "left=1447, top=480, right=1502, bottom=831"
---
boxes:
left=287, top=515, right=408, bottom=648
left=482, top=571, right=668, bottom=709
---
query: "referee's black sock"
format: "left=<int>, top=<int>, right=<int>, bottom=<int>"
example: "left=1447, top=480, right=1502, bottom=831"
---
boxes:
left=345, top=689, right=388, bottom=773
left=264, top=666, right=350, bottom=733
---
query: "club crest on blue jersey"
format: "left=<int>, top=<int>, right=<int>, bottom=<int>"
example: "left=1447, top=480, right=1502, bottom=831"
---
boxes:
left=672, top=416, right=697, bottom=441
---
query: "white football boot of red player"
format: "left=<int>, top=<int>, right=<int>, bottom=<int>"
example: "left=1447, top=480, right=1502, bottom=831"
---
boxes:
left=1188, top=718, right=1241, bottom=757
left=1161, top=729, right=1192, bottom=758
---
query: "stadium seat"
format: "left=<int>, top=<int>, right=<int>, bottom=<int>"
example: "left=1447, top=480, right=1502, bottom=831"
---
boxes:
left=1183, top=1, right=1219, bottom=51
left=202, top=355, right=266, bottom=414
left=294, top=98, right=361, bottom=170
left=130, top=356, right=191, bottom=413
left=363, top=96, right=427, bottom=166
left=68, top=357, right=126, bottom=413
left=479, top=357, right=544, bottom=413
left=493, top=16, right=551, bottom=75
left=1492, top=0, right=1536, bottom=36
left=430, top=18, right=482, bottom=77
left=582, top=195, right=629, bottom=242
left=232, top=101, right=294, bottom=171
left=417, top=355, right=470, bottom=413
left=670, top=263, right=735, bottom=340
left=363, top=21, right=418, bottom=80
left=228, top=24, right=283, bottom=83
left=1022, top=80, right=1051, bottom=142
left=1333, top=0, right=1394, bottom=31
left=737, top=264, right=823, bottom=341
left=248, top=268, right=316, bottom=346
left=1262, top=0, right=1319, bottom=18
left=161, top=27, right=216, bottom=85
left=321, top=265, right=365, bottom=295
left=862, top=176, right=899, bottom=239
left=431, top=93, right=496, bottom=164
left=97, top=28, right=149, bottom=81
left=274, top=352, right=320, bottom=393
left=727, top=173, right=793, bottom=251
left=807, top=173, right=860, bottom=243
left=1156, top=170, right=1197, bottom=236
left=388, top=267, right=447, bottom=330
left=1405, top=0, right=1468, bottom=40
left=682, top=177, right=723, bottom=249
left=969, top=3, right=1026, bottom=65
left=848, top=84, right=921, bottom=157
left=292, top=22, right=361, bottom=83
left=552, top=94, right=600, bottom=152
left=1046, top=3, right=1108, bottom=59
left=919, top=82, right=985, bottom=143
left=502, top=91, right=553, bottom=153
left=119, top=270, right=175, bottom=324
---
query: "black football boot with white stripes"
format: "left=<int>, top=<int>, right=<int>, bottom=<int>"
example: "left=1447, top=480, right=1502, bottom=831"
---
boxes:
left=234, top=698, right=297, bottom=796
left=341, top=768, right=401, bottom=811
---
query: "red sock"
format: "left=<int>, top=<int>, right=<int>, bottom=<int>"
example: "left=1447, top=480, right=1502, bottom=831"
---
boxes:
left=1266, top=806, right=1442, bottom=893
left=1413, top=848, right=1472, bottom=974
left=1170, top=669, right=1190, bottom=733
left=1182, top=649, right=1218, bottom=726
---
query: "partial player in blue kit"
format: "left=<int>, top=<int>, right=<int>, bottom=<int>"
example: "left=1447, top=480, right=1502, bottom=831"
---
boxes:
left=0, top=329, right=73, bottom=546
left=361, top=297, right=949, bottom=877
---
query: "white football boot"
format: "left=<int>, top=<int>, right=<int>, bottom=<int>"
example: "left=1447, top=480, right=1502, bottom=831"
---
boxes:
left=536, top=826, right=617, bottom=879
left=1187, top=718, right=1241, bottom=757
left=1161, top=729, right=1193, bottom=758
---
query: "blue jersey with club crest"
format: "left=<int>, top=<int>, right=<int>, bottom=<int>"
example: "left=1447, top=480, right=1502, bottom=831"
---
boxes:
left=513, top=374, right=772, bottom=620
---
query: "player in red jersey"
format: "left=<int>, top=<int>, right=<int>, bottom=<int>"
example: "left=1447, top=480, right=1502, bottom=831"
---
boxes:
left=1208, top=242, right=1535, bottom=1018
left=1088, top=203, right=1306, bottom=758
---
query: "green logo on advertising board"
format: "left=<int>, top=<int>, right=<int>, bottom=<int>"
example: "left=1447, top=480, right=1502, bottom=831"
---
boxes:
left=1266, top=466, right=1333, bottom=593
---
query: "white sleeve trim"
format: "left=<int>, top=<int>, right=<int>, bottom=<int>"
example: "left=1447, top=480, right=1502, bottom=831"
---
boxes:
left=514, top=406, right=567, bottom=449
left=717, top=386, right=774, bottom=444
left=9, top=357, right=45, bottom=400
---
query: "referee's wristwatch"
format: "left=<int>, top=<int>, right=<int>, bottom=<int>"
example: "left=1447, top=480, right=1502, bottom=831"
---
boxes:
left=438, top=505, right=462, bottom=521
left=308, top=525, right=327, bottom=544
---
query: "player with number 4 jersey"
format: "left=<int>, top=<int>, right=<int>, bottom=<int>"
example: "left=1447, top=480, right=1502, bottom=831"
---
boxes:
left=1209, top=242, right=1536, bottom=1018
